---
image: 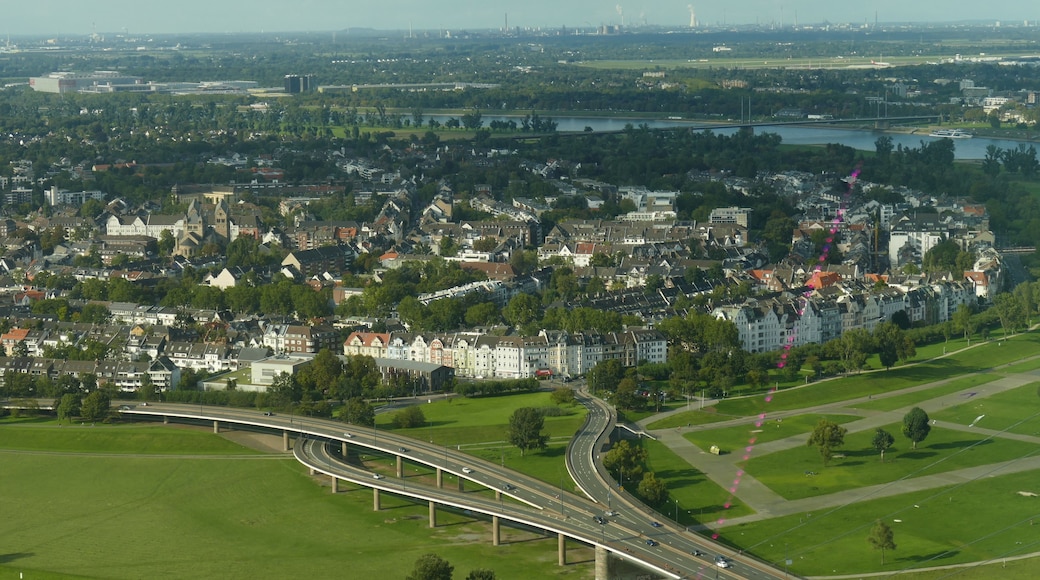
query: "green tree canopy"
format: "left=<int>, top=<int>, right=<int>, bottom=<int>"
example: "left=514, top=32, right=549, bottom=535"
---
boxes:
left=868, top=519, right=896, bottom=564
left=406, top=553, right=454, bottom=580
left=871, top=428, right=895, bottom=463
left=507, top=407, right=549, bottom=456
left=393, top=405, right=426, bottom=429
left=806, top=418, right=847, bottom=466
left=80, top=390, right=111, bottom=422
left=637, top=471, right=669, bottom=507
left=902, top=407, right=931, bottom=450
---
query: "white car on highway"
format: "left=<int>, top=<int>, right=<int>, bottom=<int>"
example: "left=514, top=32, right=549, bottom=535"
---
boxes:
left=461, top=467, right=473, bottom=474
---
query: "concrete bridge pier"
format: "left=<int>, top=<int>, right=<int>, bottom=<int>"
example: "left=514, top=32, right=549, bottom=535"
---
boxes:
left=436, top=468, right=443, bottom=488
left=373, top=488, right=381, bottom=511
left=396, top=456, right=403, bottom=478
left=163, top=416, right=169, bottom=424
left=429, top=501, right=437, bottom=528
left=495, top=490, right=501, bottom=501
left=213, top=420, right=219, bottom=433
left=331, top=475, right=339, bottom=493
left=309, top=467, right=316, bottom=476
left=558, top=533, right=566, bottom=566
left=283, top=431, right=290, bottom=451
left=594, top=546, right=610, bottom=580
left=341, top=441, right=348, bottom=456
left=492, top=516, right=500, bottom=546
left=458, top=478, right=464, bottom=492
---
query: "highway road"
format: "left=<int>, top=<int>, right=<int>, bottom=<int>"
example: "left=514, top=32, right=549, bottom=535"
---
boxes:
left=118, top=402, right=790, bottom=579
left=568, top=391, right=793, bottom=580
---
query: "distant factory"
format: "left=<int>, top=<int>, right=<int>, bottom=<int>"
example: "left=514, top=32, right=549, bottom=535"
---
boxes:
left=30, top=71, right=260, bottom=95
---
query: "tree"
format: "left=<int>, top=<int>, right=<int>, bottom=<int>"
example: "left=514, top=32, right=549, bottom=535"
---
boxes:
left=953, top=304, right=975, bottom=344
left=602, top=439, right=648, bottom=482
left=465, top=569, right=496, bottom=580
left=335, top=397, right=375, bottom=427
left=806, top=418, right=847, bottom=466
left=868, top=519, right=896, bottom=564
left=406, top=553, right=454, bottom=580
left=871, top=428, right=895, bottom=463
left=637, top=471, right=669, bottom=507
left=56, top=393, right=81, bottom=423
left=393, top=405, right=426, bottom=429
left=507, top=407, right=549, bottom=456
left=993, top=292, right=1023, bottom=338
left=549, top=388, right=576, bottom=406
left=902, top=407, right=931, bottom=450
left=873, top=322, right=902, bottom=370
left=80, top=390, right=111, bottom=422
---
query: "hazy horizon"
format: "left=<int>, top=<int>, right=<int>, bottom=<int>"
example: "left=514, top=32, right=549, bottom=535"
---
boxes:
left=7, top=1, right=1039, bottom=36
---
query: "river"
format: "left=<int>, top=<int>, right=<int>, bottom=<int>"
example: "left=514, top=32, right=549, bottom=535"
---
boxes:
left=428, top=114, right=1036, bottom=160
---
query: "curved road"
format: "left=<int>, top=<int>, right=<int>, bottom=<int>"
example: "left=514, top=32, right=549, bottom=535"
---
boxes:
left=568, top=391, right=792, bottom=580
left=121, top=402, right=735, bottom=579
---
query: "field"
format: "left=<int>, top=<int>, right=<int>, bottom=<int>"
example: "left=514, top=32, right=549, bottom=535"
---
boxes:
left=933, top=381, right=1040, bottom=436
left=743, top=421, right=1039, bottom=500
left=0, top=419, right=593, bottom=580
left=640, top=439, right=755, bottom=525
left=722, top=468, right=1040, bottom=577
left=683, top=413, right=861, bottom=453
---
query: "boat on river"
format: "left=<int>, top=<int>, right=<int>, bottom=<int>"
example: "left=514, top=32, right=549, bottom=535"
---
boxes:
left=928, top=128, right=973, bottom=139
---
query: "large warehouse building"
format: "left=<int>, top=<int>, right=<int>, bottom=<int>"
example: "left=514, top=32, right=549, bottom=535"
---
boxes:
left=30, top=71, right=143, bottom=94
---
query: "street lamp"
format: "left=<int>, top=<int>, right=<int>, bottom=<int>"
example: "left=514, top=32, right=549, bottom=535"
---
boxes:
left=674, top=499, right=679, bottom=525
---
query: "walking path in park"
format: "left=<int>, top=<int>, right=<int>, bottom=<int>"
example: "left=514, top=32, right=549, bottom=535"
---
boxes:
left=634, top=339, right=1040, bottom=529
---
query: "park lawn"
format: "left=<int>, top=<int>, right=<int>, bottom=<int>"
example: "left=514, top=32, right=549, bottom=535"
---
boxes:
left=617, top=400, right=683, bottom=423
left=713, top=332, right=1040, bottom=417
left=743, top=422, right=1039, bottom=500
left=641, top=439, right=755, bottom=524
left=376, top=392, right=587, bottom=447
left=999, top=355, right=1040, bottom=373
left=0, top=419, right=262, bottom=455
left=683, top=413, right=862, bottom=453
left=0, top=429, right=591, bottom=580
left=849, top=373, right=1001, bottom=412
left=932, top=381, right=1040, bottom=436
left=469, top=442, right=581, bottom=494
left=644, top=408, right=735, bottom=430
left=721, top=468, right=1040, bottom=577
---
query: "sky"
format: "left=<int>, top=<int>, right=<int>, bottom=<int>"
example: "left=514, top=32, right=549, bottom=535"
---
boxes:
left=7, top=1, right=1039, bottom=36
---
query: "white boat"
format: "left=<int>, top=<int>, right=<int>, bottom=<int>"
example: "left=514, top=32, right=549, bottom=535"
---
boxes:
left=928, top=129, right=973, bottom=139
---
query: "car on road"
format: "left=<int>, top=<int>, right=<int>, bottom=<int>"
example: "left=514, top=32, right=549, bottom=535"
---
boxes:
left=645, top=539, right=658, bottom=547
left=140, top=402, right=148, bottom=406
left=692, top=549, right=703, bottom=557
left=262, top=411, right=274, bottom=416
left=650, top=521, right=662, bottom=528
left=503, top=484, right=516, bottom=491
left=604, top=510, right=618, bottom=517
left=343, top=432, right=353, bottom=438
left=593, top=516, right=607, bottom=525
left=398, top=447, right=409, bottom=452
left=461, top=467, right=473, bottom=474
left=372, top=473, right=383, bottom=480
left=714, top=556, right=731, bottom=569
left=119, top=405, right=131, bottom=411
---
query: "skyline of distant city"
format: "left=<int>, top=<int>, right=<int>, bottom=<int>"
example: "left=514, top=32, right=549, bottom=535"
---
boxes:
left=6, top=1, right=1040, bottom=36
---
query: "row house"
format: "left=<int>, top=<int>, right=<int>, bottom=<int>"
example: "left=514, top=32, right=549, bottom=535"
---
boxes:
left=342, top=329, right=666, bottom=379
left=164, top=342, right=238, bottom=374
left=263, top=324, right=339, bottom=354
left=0, top=356, right=180, bottom=392
left=713, top=280, right=978, bottom=353
left=281, top=244, right=357, bottom=278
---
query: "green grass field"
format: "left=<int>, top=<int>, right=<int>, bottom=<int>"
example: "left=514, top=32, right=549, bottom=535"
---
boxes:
left=0, top=421, right=592, bottom=580
left=743, top=422, right=1040, bottom=500
left=640, top=439, right=755, bottom=524
left=376, top=392, right=587, bottom=447
left=850, top=373, right=1001, bottom=412
left=721, top=468, right=1040, bottom=577
left=933, top=381, right=1040, bottom=436
left=683, top=413, right=862, bottom=453
left=643, top=408, right=735, bottom=430
left=712, top=333, right=1040, bottom=417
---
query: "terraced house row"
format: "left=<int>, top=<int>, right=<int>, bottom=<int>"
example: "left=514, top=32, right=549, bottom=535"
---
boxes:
left=343, top=328, right=667, bottom=379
